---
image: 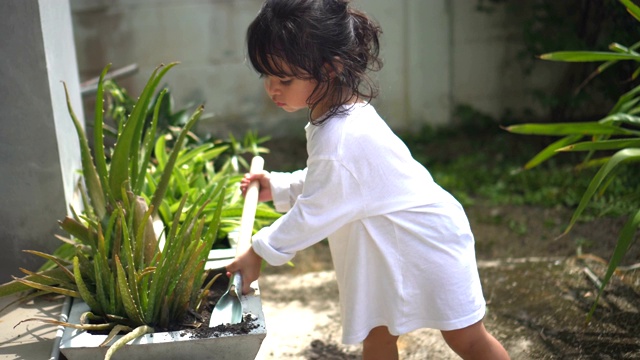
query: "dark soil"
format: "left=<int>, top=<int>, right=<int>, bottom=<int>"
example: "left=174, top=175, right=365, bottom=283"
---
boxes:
left=187, top=312, right=259, bottom=339
left=480, top=258, right=640, bottom=359
left=179, top=269, right=260, bottom=339
left=304, top=339, right=359, bottom=359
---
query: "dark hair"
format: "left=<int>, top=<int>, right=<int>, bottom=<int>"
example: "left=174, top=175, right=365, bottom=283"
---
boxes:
left=246, top=0, right=383, bottom=124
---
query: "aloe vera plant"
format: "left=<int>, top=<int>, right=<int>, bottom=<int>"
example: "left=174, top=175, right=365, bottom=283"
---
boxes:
left=147, top=129, right=278, bottom=242
left=100, top=79, right=277, bottom=243
left=505, top=0, right=640, bottom=322
left=0, top=63, right=250, bottom=360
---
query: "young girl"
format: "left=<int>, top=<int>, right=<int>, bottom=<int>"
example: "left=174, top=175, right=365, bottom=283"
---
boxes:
left=227, top=0, right=510, bottom=359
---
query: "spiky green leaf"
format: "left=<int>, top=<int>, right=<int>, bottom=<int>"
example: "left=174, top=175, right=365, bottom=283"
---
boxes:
left=73, top=257, right=102, bottom=314
left=587, top=207, right=640, bottom=322
left=150, top=105, right=204, bottom=213
left=505, top=122, right=638, bottom=136
left=564, top=148, right=640, bottom=234
left=63, top=83, right=107, bottom=219
left=621, top=0, right=640, bottom=22
left=11, top=276, right=80, bottom=298
left=93, top=64, right=113, bottom=205
left=540, top=51, right=640, bottom=62
left=114, top=256, right=144, bottom=325
left=558, top=138, right=640, bottom=151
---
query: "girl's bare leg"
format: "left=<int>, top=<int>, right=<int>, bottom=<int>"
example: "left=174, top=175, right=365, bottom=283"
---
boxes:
left=362, top=326, right=399, bottom=360
left=441, top=320, right=510, bottom=360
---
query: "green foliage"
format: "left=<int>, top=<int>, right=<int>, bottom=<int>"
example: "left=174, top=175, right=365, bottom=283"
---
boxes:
left=101, top=79, right=276, bottom=243
left=103, top=78, right=205, bottom=147
left=25, top=62, right=218, bottom=329
left=401, top=105, right=640, bottom=220
left=505, top=0, right=640, bottom=322
left=0, top=63, right=279, bottom=359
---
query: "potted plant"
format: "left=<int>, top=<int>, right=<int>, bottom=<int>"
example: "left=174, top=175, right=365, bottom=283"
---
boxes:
left=0, top=63, right=278, bottom=359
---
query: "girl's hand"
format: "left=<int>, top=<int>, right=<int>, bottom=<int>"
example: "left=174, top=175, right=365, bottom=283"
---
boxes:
left=240, top=171, right=273, bottom=202
left=225, top=247, right=263, bottom=295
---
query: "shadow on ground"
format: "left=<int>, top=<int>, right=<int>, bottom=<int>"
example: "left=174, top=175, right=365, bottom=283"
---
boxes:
left=258, top=245, right=640, bottom=359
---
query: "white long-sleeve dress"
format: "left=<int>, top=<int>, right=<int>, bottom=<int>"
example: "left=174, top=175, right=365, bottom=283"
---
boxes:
left=251, top=103, right=486, bottom=344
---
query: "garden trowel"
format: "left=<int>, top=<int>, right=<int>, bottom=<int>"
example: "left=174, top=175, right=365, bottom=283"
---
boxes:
left=209, top=156, right=263, bottom=327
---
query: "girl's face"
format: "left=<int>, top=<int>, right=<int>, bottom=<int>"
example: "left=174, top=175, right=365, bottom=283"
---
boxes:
left=263, top=74, right=317, bottom=114
left=261, top=58, right=330, bottom=119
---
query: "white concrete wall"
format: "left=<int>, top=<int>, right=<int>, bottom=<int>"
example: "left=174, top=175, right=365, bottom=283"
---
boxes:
left=359, top=0, right=454, bottom=129
left=0, top=0, right=84, bottom=282
left=70, top=0, right=555, bottom=138
left=449, top=1, right=557, bottom=120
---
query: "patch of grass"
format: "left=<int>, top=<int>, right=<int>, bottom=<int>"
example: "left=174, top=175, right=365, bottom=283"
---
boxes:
left=543, top=218, right=559, bottom=230
left=400, top=123, right=640, bottom=219
left=508, top=219, right=528, bottom=236
left=574, top=237, right=593, bottom=255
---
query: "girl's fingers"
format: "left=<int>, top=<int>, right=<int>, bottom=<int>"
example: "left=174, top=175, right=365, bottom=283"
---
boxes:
left=242, top=282, right=254, bottom=295
left=225, top=260, right=239, bottom=274
left=240, top=172, right=268, bottom=197
left=225, top=249, right=264, bottom=294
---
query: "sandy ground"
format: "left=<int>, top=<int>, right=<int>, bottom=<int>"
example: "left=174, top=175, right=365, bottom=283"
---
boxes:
left=251, top=243, right=640, bottom=360
left=255, top=270, right=460, bottom=360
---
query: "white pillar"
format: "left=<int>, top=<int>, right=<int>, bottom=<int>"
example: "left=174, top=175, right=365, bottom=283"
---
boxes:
left=0, top=0, right=84, bottom=282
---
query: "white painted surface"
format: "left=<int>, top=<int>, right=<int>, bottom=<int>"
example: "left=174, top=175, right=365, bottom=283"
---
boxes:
left=69, top=0, right=558, bottom=137
left=0, top=0, right=84, bottom=283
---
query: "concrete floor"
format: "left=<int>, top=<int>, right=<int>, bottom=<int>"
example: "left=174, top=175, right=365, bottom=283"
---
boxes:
left=0, top=294, right=66, bottom=360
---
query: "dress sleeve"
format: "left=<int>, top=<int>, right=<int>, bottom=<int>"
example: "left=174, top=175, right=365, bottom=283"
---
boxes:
left=268, top=168, right=307, bottom=212
left=252, top=159, right=366, bottom=266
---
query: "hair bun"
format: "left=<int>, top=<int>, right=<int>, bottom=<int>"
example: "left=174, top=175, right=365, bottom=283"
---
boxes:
left=327, top=0, right=348, bottom=14
left=246, top=0, right=383, bottom=125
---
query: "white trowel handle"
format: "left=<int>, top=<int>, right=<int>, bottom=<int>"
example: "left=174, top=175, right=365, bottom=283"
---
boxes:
left=235, top=156, right=264, bottom=257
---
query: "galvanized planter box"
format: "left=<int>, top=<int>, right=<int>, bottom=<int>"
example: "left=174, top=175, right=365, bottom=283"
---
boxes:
left=57, top=249, right=266, bottom=360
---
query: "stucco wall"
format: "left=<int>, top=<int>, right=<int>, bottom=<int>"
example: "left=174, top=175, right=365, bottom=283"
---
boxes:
left=70, top=0, right=554, bottom=139
left=0, top=0, right=84, bottom=282
left=449, top=2, right=558, bottom=121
